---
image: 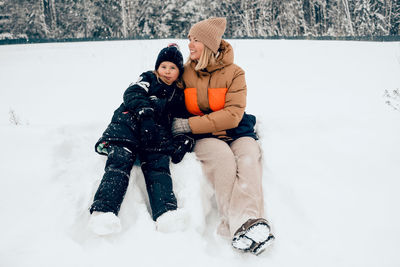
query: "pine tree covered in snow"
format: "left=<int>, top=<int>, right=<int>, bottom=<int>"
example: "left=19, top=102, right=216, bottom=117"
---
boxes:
left=352, top=0, right=375, bottom=35
left=389, top=0, right=400, bottom=35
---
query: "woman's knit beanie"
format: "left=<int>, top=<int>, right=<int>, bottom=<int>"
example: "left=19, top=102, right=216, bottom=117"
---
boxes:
left=188, top=17, right=227, bottom=54
left=155, top=43, right=184, bottom=76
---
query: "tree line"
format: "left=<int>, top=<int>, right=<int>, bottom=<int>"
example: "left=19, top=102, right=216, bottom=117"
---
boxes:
left=0, top=0, right=399, bottom=41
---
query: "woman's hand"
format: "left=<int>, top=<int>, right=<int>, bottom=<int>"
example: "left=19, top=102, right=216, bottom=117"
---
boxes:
left=171, top=118, right=191, bottom=136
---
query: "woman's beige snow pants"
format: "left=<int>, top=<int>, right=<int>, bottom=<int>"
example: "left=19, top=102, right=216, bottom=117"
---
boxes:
left=194, top=136, right=265, bottom=238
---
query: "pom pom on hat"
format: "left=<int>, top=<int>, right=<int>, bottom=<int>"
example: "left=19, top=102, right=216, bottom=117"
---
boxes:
left=189, top=17, right=226, bottom=54
left=155, top=43, right=184, bottom=76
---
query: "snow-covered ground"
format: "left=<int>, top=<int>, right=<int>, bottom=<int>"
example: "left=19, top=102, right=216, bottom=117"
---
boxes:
left=0, top=39, right=399, bottom=267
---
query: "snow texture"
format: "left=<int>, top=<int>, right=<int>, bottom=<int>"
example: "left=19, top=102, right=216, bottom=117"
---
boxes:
left=0, top=39, right=400, bottom=267
left=88, top=212, right=122, bottom=235
left=156, top=209, right=189, bottom=233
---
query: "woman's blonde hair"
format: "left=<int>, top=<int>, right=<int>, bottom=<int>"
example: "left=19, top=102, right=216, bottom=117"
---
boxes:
left=188, top=45, right=217, bottom=71
left=153, top=70, right=184, bottom=89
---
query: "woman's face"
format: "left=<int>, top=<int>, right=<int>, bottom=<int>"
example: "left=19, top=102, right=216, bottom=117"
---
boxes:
left=157, top=61, right=180, bottom=85
left=188, top=36, right=204, bottom=61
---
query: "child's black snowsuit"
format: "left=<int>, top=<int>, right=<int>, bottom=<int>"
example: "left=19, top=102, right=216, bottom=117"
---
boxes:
left=90, top=71, right=193, bottom=221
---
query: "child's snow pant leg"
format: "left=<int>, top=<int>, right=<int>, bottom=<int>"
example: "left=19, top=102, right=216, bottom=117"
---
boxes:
left=139, top=152, right=177, bottom=221
left=193, top=137, right=264, bottom=238
left=90, top=145, right=135, bottom=215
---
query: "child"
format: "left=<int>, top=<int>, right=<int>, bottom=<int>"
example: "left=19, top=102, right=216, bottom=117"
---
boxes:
left=88, top=44, right=194, bottom=235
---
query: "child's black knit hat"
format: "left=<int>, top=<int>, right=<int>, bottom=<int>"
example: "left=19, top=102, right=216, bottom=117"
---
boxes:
left=155, top=43, right=184, bottom=76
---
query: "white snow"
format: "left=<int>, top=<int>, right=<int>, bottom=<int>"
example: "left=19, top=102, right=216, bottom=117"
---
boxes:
left=156, top=209, right=189, bottom=233
left=1, top=39, right=400, bottom=267
left=88, top=212, right=122, bottom=236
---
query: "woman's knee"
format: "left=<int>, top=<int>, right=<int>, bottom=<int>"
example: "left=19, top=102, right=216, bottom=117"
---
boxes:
left=230, top=137, right=262, bottom=167
left=194, top=138, right=235, bottom=163
left=194, top=138, right=237, bottom=182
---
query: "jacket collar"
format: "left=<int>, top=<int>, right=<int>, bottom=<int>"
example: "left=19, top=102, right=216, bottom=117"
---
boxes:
left=206, top=40, right=234, bottom=72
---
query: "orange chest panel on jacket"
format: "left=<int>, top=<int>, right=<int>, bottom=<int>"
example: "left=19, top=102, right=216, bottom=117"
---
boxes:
left=184, top=87, right=228, bottom=116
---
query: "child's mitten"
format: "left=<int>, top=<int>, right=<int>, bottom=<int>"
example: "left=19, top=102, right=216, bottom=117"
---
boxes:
left=171, top=134, right=195, bottom=164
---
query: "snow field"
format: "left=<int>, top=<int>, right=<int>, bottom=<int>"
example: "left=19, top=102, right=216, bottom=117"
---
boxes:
left=0, top=39, right=399, bottom=266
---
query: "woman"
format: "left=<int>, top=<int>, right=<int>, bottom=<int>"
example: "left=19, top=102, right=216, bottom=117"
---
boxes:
left=172, top=17, right=274, bottom=255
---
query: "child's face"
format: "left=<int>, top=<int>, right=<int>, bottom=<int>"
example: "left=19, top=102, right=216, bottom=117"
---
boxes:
left=157, top=61, right=180, bottom=85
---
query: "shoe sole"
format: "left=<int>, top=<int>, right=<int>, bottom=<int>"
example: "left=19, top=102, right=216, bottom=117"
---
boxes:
left=245, top=223, right=270, bottom=243
left=252, top=234, right=275, bottom=256
left=232, top=222, right=271, bottom=251
left=232, top=235, right=253, bottom=250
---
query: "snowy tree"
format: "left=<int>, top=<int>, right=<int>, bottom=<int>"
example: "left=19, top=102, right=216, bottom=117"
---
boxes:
left=11, top=0, right=49, bottom=39
left=91, top=0, right=124, bottom=38
left=273, top=0, right=308, bottom=36
left=325, top=0, right=351, bottom=36
left=54, top=0, right=88, bottom=38
left=42, top=0, right=56, bottom=34
left=0, top=0, right=10, bottom=38
left=351, top=0, right=376, bottom=35
left=389, top=0, right=400, bottom=35
left=369, top=0, right=389, bottom=35
left=341, top=0, right=355, bottom=35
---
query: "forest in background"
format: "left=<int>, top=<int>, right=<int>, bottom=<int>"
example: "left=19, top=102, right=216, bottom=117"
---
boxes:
left=0, top=0, right=400, bottom=42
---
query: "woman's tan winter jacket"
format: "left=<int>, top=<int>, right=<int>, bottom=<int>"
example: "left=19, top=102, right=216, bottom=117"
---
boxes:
left=182, top=40, right=247, bottom=137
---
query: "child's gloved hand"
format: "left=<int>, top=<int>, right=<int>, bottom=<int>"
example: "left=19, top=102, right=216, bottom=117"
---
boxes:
left=140, top=117, right=159, bottom=146
left=170, top=134, right=195, bottom=164
left=149, top=95, right=167, bottom=114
